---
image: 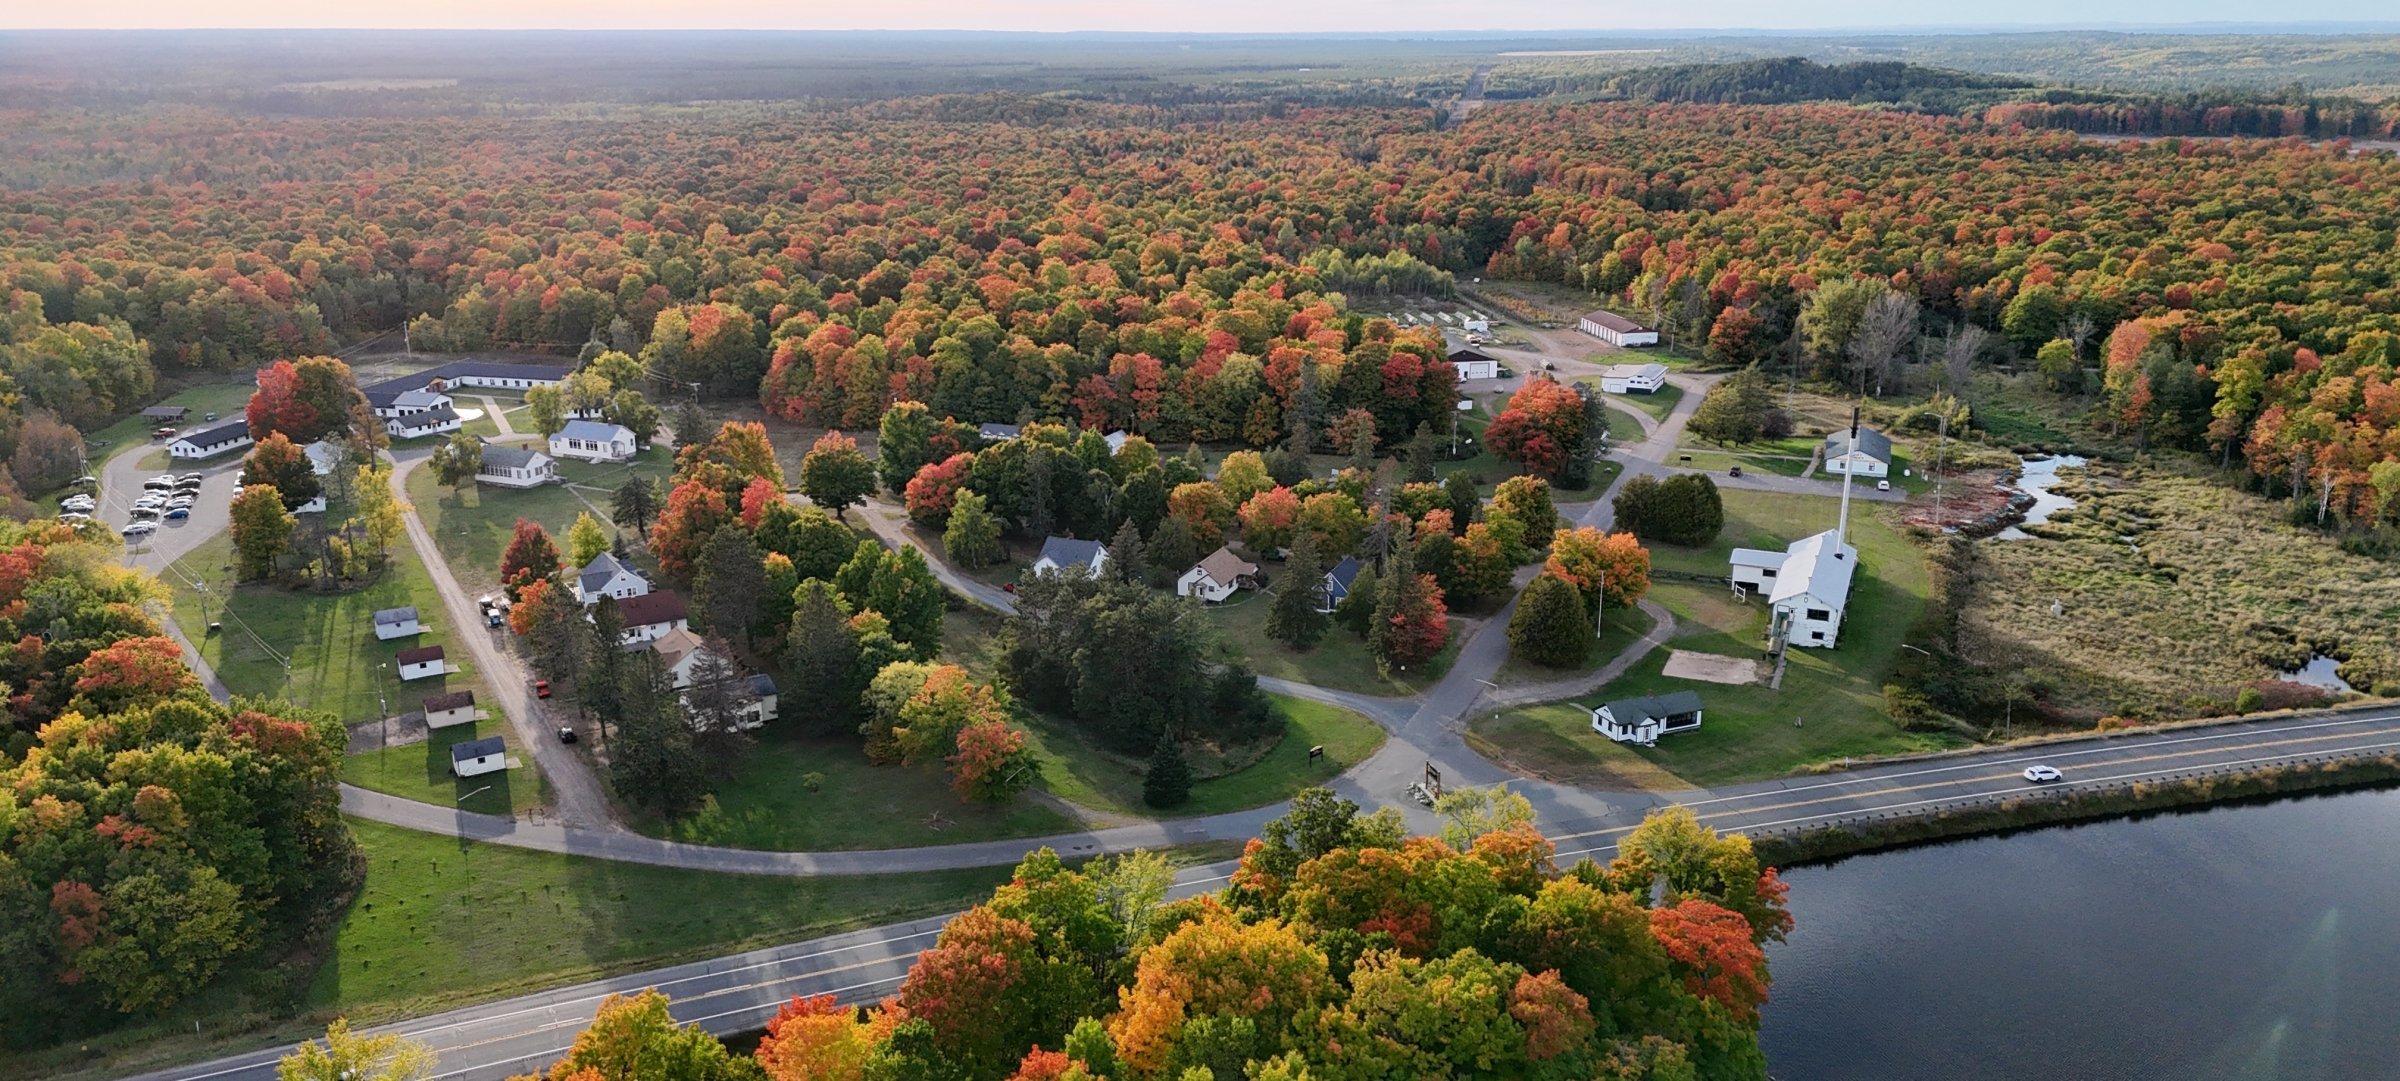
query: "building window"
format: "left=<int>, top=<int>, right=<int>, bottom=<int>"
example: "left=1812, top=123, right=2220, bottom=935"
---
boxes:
left=1806, top=608, right=1830, bottom=621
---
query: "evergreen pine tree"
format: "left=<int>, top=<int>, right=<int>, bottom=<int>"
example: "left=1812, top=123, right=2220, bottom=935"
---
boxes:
left=1366, top=519, right=1415, bottom=668
left=1266, top=533, right=1329, bottom=649
left=1147, top=515, right=1199, bottom=589
left=1444, top=470, right=1480, bottom=533
left=1508, top=573, right=1592, bottom=668
left=1142, top=730, right=1193, bottom=809
left=1333, top=563, right=1378, bottom=635
left=1404, top=421, right=1438, bottom=484
left=943, top=487, right=1003, bottom=568
left=1108, top=518, right=1149, bottom=585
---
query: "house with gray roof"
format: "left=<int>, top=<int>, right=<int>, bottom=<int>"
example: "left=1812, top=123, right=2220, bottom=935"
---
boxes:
left=1591, top=690, right=1704, bottom=745
left=550, top=419, right=637, bottom=463
left=449, top=735, right=507, bottom=778
left=372, top=606, right=422, bottom=641
left=1821, top=427, right=1894, bottom=478
left=1031, top=536, right=1110, bottom=578
left=386, top=402, right=463, bottom=440
left=477, top=443, right=558, bottom=487
left=1315, top=556, right=1363, bottom=614
left=574, top=551, right=650, bottom=606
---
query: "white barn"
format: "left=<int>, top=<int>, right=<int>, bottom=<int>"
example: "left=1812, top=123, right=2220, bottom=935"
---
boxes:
left=1446, top=348, right=1501, bottom=381
left=1598, top=362, right=1668, bottom=395
left=1578, top=309, right=1659, bottom=348
left=1729, top=529, right=1858, bottom=649
left=1821, top=428, right=1893, bottom=479
left=168, top=421, right=254, bottom=460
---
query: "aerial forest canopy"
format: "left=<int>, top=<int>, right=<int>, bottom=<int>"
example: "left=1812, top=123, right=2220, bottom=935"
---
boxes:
left=5, top=87, right=2400, bottom=524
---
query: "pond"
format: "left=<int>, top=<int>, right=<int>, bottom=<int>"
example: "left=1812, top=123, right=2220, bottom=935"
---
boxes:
left=1760, top=786, right=2400, bottom=1080
left=2281, top=653, right=2357, bottom=694
left=1992, top=453, right=2088, bottom=540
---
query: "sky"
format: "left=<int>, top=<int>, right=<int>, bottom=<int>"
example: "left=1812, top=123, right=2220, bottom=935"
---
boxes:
left=12, top=1, right=2390, bottom=33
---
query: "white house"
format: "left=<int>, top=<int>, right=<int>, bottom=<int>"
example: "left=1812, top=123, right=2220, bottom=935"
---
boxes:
left=449, top=735, right=506, bottom=778
left=293, top=494, right=328, bottom=515
left=1821, top=427, right=1893, bottom=479
left=650, top=627, right=718, bottom=689
left=1315, top=555, right=1363, bottom=614
left=422, top=360, right=572, bottom=391
left=1729, top=529, right=1858, bottom=649
left=574, top=551, right=650, bottom=606
left=743, top=674, right=780, bottom=726
left=1177, top=546, right=1259, bottom=604
left=1598, top=362, right=1669, bottom=395
left=422, top=689, right=476, bottom=729
left=1031, top=536, right=1110, bottom=578
left=1104, top=430, right=1131, bottom=454
left=978, top=422, right=1022, bottom=443
left=1591, top=690, right=1704, bottom=745
left=386, top=404, right=463, bottom=440
left=168, top=421, right=253, bottom=460
left=1446, top=347, right=1501, bottom=381
left=1578, top=309, right=1659, bottom=348
left=395, top=644, right=447, bottom=680
left=372, top=605, right=422, bottom=641
left=612, top=591, right=689, bottom=646
left=550, top=419, right=637, bottom=463
left=303, top=440, right=343, bottom=476
left=477, top=444, right=559, bottom=488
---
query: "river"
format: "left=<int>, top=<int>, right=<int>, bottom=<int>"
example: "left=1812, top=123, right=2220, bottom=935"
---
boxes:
left=1760, top=786, right=2400, bottom=1080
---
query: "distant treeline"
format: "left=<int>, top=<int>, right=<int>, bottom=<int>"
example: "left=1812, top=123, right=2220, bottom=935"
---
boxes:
left=1985, top=92, right=2400, bottom=140
left=1496, top=57, right=2026, bottom=113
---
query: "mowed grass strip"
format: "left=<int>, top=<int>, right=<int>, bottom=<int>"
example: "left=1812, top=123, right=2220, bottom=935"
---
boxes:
left=629, top=733, right=1079, bottom=851
left=405, top=444, right=671, bottom=594
left=311, top=818, right=1021, bottom=1022
left=1026, top=694, right=1386, bottom=818
left=341, top=715, right=548, bottom=816
left=1205, top=588, right=1457, bottom=697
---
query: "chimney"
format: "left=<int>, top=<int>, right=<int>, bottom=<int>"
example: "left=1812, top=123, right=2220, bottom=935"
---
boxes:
left=1836, top=407, right=1858, bottom=544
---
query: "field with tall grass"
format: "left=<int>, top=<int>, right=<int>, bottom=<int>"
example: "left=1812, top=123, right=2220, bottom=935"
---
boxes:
left=1958, top=463, right=2399, bottom=718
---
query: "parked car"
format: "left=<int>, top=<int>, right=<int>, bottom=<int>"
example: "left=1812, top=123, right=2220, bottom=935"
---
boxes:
left=2022, top=765, right=2063, bottom=784
left=129, top=507, right=160, bottom=520
left=533, top=679, right=552, bottom=699
left=57, top=512, right=92, bottom=523
left=1728, top=466, right=1743, bottom=478
left=557, top=725, right=578, bottom=744
left=203, top=412, right=219, bottom=421
left=120, top=522, right=156, bottom=537
left=60, top=496, right=95, bottom=511
left=164, top=507, right=191, bottom=521
left=165, top=496, right=196, bottom=508
left=1876, top=479, right=1891, bottom=492
left=142, top=479, right=174, bottom=491
left=74, top=474, right=96, bottom=486
left=151, top=427, right=177, bottom=440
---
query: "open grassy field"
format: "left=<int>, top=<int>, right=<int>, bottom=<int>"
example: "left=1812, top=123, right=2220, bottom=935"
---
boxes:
left=1475, top=489, right=1960, bottom=787
left=405, top=444, right=672, bottom=594
left=1204, top=587, right=1459, bottom=696
left=1494, top=597, right=1658, bottom=689
left=161, top=532, right=497, bottom=727
left=631, top=732, right=1081, bottom=851
left=341, top=715, right=547, bottom=816
left=1616, top=383, right=1684, bottom=423
left=1959, top=463, right=2400, bottom=715
left=1025, top=694, right=1385, bottom=818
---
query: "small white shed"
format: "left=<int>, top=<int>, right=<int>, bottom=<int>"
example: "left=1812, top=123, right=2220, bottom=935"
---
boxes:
left=449, top=735, right=506, bottom=778
left=372, top=606, right=422, bottom=641
left=396, top=644, right=446, bottom=681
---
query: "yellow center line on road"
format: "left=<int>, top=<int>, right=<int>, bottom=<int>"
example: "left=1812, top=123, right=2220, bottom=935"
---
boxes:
left=1549, top=726, right=2400, bottom=846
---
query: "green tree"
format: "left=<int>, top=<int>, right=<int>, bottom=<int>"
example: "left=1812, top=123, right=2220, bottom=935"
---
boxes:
left=1146, top=515, right=1199, bottom=589
left=352, top=462, right=406, bottom=561
left=229, top=483, right=295, bottom=579
left=277, top=1019, right=435, bottom=1081
left=612, top=476, right=662, bottom=541
left=429, top=431, right=483, bottom=488
left=2036, top=338, right=2083, bottom=393
left=1265, top=532, right=1329, bottom=650
left=524, top=383, right=568, bottom=438
left=786, top=579, right=863, bottom=735
left=800, top=430, right=877, bottom=517
left=566, top=510, right=610, bottom=567
left=609, top=655, right=711, bottom=815
left=1432, top=783, right=1537, bottom=850
left=1142, top=729, right=1193, bottom=809
left=943, top=487, right=1003, bottom=568
left=1332, top=561, right=1378, bottom=635
left=692, top=524, right=766, bottom=647
left=871, top=545, right=945, bottom=658
left=240, top=432, right=322, bottom=511
left=532, top=990, right=762, bottom=1081
left=604, top=389, right=663, bottom=447
left=1404, top=420, right=1438, bottom=484
left=1444, top=469, right=1480, bottom=532
left=1107, top=517, right=1149, bottom=585
left=1492, top=474, right=1556, bottom=542
left=1508, top=572, right=1592, bottom=668
left=878, top=399, right=939, bottom=492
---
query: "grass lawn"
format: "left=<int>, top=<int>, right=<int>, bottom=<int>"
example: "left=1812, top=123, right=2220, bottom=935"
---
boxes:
left=161, top=532, right=497, bottom=728
left=1204, top=588, right=1458, bottom=696
left=1476, top=490, right=1961, bottom=787
left=1495, top=598, right=1658, bottom=689
left=1669, top=449, right=1812, bottom=479
left=342, top=715, right=548, bottom=816
left=456, top=407, right=504, bottom=440
left=1025, top=694, right=1385, bottom=818
left=1602, top=403, right=1649, bottom=442
left=405, top=448, right=670, bottom=594
left=632, top=733, right=1079, bottom=850
left=1617, top=383, right=1683, bottom=423
left=307, top=818, right=1031, bottom=1021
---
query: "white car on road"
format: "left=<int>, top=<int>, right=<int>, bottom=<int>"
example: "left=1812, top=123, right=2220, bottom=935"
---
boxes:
left=2022, top=765, right=2063, bottom=784
left=121, top=522, right=157, bottom=538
